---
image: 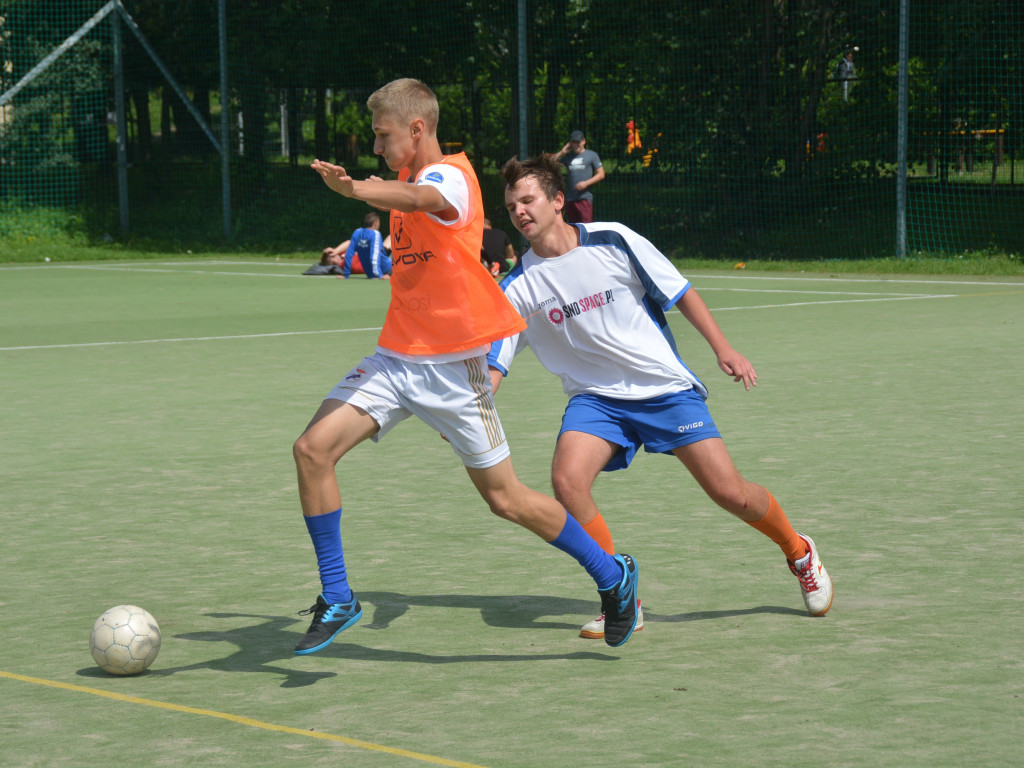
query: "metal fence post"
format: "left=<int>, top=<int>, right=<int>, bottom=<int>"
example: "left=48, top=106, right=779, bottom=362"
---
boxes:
left=112, top=9, right=129, bottom=234
left=896, top=0, right=910, bottom=258
left=219, top=0, right=231, bottom=241
left=517, top=0, right=528, bottom=160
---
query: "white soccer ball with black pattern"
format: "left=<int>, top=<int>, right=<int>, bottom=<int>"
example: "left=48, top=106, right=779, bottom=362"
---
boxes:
left=90, top=605, right=161, bottom=676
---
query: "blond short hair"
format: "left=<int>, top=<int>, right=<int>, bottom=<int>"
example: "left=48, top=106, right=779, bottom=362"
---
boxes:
left=367, top=78, right=439, bottom=132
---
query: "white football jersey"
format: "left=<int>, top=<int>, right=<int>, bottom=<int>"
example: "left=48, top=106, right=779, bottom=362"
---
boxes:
left=488, top=222, right=708, bottom=400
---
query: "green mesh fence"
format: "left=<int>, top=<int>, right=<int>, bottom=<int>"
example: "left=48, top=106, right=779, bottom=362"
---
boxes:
left=0, top=1, right=113, bottom=239
left=1, top=1, right=1021, bottom=258
left=906, top=2, right=1023, bottom=256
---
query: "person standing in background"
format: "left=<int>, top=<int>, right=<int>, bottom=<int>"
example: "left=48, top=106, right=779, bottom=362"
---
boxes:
left=837, top=49, right=857, bottom=102
left=551, top=130, right=605, bottom=224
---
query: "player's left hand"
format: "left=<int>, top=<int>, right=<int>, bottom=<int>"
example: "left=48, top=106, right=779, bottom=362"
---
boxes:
left=717, top=348, right=757, bottom=391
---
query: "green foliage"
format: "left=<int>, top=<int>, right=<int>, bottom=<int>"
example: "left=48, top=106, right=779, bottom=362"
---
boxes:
left=0, top=10, right=109, bottom=201
left=1, top=0, right=1021, bottom=259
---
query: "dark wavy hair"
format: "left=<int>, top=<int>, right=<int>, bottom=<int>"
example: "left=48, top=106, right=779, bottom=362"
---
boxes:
left=500, top=154, right=565, bottom=201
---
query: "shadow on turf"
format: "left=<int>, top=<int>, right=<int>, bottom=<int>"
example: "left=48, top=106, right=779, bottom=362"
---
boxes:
left=356, top=591, right=805, bottom=630
left=76, top=611, right=340, bottom=689
left=358, top=591, right=597, bottom=632
left=74, top=595, right=804, bottom=685
left=647, top=605, right=807, bottom=623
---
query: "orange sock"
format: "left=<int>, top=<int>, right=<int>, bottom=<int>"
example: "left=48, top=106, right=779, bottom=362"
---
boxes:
left=746, top=491, right=808, bottom=563
left=581, top=512, right=615, bottom=555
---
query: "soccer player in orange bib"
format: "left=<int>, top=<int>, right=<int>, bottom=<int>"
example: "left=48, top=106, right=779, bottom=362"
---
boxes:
left=295, top=79, right=638, bottom=654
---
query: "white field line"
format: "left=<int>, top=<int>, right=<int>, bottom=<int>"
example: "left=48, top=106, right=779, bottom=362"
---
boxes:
left=685, top=272, right=1024, bottom=287
left=0, top=263, right=968, bottom=352
left=706, top=286, right=927, bottom=296
left=1, top=260, right=283, bottom=270
left=1, top=294, right=958, bottom=352
left=33, top=263, right=309, bottom=279
left=4, top=261, right=1023, bottom=287
left=710, top=293, right=957, bottom=311
left=0, top=327, right=382, bottom=352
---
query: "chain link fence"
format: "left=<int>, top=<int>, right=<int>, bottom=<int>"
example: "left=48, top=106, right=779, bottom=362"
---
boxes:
left=1, top=0, right=1021, bottom=258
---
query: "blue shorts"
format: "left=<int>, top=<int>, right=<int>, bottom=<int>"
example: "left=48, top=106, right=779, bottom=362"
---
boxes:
left=559, top=390, right=721, bottom=472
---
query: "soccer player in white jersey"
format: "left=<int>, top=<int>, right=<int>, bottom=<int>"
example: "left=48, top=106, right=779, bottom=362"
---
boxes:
left=489, top=155, right=833, bottom=638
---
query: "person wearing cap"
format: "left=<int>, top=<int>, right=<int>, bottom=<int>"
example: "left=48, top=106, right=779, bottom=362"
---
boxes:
left=551, top=129, right=605, bottom=223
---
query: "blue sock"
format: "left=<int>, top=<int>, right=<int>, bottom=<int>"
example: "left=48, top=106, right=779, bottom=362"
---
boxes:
left=303, top=507, right=353, bottom=604
left=549, top=513, right=622, bottom=590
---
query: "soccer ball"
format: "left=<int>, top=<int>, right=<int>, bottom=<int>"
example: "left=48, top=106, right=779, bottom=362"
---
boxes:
left=90, top=605, right=161, bottom=676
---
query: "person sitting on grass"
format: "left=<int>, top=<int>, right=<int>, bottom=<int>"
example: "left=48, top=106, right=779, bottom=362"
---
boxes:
left=304, top=242, right=353, bottom=276
left=340, top=211, right=392, bottom=279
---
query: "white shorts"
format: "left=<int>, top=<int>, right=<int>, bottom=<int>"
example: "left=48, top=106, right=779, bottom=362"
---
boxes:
left=324, top=352, right=510, bottom=469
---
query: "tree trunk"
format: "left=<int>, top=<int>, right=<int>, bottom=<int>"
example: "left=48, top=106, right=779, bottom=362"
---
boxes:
left=314, top=87, right=330, bottom=160
left=130, top=88, right=152, bottom=162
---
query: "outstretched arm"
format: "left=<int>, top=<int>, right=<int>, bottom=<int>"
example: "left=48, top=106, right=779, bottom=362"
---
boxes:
left=311, top=160, right=451, bottom=215
left=675, top=287, right=757, bottom=390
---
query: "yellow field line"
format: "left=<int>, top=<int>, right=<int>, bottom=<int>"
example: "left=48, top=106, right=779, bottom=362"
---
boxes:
left=0, top=669, right=488, bottom=768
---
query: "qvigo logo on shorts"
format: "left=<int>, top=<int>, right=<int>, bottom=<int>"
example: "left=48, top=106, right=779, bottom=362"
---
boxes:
left=677, top=421, right=704, bottom=433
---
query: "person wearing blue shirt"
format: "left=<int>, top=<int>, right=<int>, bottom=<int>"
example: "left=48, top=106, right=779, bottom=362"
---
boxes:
left=343, top=211, right=393, bottom=279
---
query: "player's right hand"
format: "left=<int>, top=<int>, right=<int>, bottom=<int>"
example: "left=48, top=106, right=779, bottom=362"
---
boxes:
left=311, top=159, right=355, bottom=198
